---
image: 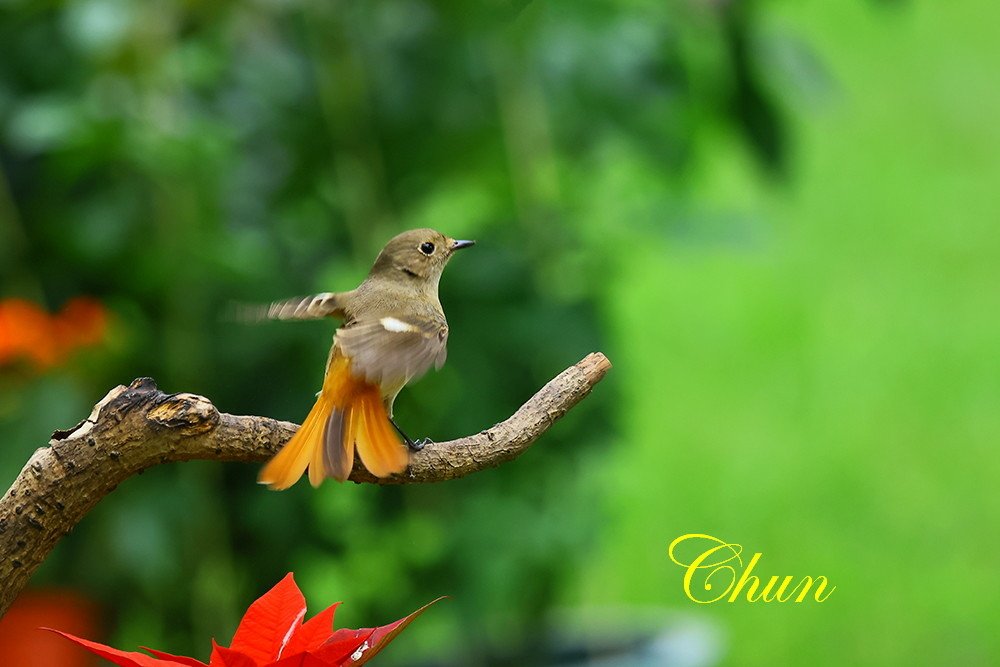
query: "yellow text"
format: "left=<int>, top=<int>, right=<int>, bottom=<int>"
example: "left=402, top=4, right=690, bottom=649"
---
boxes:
left=668, top=533, right=836, bottom=604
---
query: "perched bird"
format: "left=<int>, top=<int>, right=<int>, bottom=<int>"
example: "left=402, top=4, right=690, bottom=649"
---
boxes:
left=258, top=229, right=474, bottom=490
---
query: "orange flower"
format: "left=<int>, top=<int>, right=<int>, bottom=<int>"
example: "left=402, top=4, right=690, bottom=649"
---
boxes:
left=0, top=590, right=99, bottom=667
left=53, top=297, right=108, bottom=353
left=0, top=297, right=107, bottom=370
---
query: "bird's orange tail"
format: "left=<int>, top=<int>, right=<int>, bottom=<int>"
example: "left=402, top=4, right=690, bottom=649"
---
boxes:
left=258, top=353, right=408, bottom=490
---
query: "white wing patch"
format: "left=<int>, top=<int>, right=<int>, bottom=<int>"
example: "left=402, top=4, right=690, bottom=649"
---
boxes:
left=312, top=292, right=334, bottom=307
left=380, top=316, right=415, bottom=333
left=266, top=292, right=339, bottom=320
left=337, top=315, right=449, bottom=387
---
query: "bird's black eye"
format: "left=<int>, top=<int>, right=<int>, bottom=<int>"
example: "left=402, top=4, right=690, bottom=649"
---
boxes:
left=419, top=242, right=435, bottom=255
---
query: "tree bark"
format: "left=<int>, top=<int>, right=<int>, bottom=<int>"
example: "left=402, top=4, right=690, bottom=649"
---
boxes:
left=0, top=352, right=611, bottom=617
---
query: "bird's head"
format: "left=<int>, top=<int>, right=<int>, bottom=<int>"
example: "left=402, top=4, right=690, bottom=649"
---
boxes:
left=369, top=228, right=475, bottom=287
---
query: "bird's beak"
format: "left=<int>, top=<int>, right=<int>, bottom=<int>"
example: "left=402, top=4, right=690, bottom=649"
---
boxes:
left=450, top=239, right=476, bottom=251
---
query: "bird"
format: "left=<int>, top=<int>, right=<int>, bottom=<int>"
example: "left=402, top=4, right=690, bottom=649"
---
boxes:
left=257, top=228, right=474, bottom=490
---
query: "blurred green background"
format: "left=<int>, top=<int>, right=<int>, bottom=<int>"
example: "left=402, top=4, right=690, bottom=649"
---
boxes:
left=2, top=0, right=998, bottom=665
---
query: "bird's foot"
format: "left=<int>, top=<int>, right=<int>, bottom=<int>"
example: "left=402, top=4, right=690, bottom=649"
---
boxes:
left=389, top=416, right=432, bottom=451
left=408, top=437, right=432, bottom=452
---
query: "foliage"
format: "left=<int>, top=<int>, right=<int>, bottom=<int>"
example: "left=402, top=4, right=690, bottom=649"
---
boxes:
left=1, top=0, right=787, bottom=661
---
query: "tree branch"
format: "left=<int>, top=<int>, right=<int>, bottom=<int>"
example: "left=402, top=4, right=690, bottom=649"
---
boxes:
left=0, top=352, right=611, bottom=617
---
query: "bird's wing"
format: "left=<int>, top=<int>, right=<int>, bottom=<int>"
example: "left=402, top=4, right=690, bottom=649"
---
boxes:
left=336, top=314, right=449, bottom=388
left=249, top=292, right=350, bottom=321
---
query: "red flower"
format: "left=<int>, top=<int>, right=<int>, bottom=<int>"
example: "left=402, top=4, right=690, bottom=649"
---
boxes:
left=46, top=574, right=441, bottom=667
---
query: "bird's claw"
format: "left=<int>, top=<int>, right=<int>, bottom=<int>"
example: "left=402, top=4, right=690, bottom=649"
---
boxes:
left=408, top=437, right=432, bottom=452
